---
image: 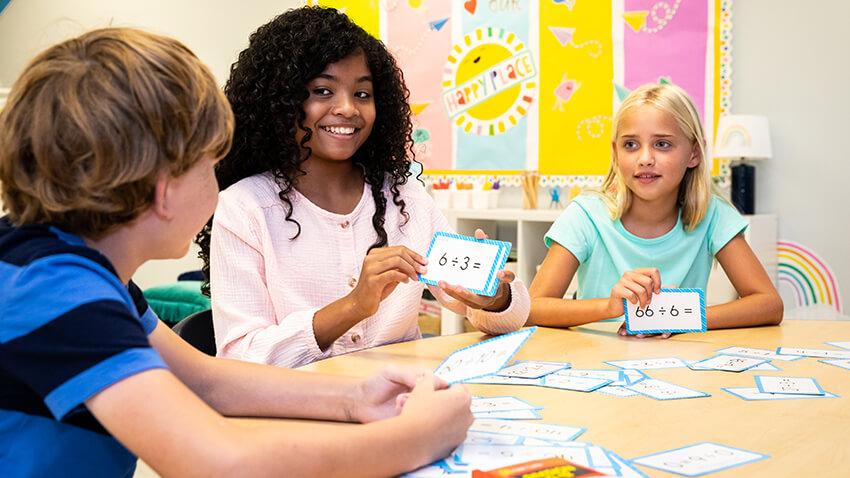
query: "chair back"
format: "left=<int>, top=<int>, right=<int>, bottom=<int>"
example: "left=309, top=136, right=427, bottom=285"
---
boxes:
left=172, top=309, right=216, bottom=356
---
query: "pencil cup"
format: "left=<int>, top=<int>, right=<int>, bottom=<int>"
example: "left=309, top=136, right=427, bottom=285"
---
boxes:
left=487, top=190, right=500, bottom=208
left=471, top=191, right=489, bottom=209
left=454, top=190, right=472, bottom=209
left=431, top=189, right=452, bottom=209
left=521, top=171, right=541, bottom=210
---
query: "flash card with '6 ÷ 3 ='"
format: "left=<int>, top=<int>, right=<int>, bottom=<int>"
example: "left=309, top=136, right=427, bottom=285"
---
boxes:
left=419, top=232, right=511, bottom=296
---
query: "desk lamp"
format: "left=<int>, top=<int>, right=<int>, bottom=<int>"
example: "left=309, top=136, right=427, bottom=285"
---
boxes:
left=713, top=115, right=772, bottom=215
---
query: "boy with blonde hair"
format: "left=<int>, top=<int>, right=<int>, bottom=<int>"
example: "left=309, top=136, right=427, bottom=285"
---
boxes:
left=0, top=27, right=471, bottom=477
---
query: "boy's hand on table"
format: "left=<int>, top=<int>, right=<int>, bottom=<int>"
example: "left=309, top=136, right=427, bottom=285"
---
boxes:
left=399, top=374, right=473, bottom=461
left=352, top=366, right=446, bottom=423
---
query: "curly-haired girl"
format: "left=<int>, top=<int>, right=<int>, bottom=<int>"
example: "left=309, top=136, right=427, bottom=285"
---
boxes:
left=197, top=6, right=529, bottom=368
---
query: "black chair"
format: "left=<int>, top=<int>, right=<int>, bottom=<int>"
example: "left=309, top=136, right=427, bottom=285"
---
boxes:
left=172, top=309, right=216, bottom=356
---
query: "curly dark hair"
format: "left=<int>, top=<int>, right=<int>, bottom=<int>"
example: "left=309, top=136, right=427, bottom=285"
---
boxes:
left=196, top=6, right=416, bottom=295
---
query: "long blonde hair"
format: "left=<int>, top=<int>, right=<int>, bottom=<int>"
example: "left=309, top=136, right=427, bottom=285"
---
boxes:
left=596, top=83, right=715, bottom=231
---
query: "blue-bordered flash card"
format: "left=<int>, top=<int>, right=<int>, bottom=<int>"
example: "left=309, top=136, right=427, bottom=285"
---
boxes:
left=722, top=387, right=839, bottom=400
left=754, top=375, right=826, bottom=395
left=434, top=327, right=536, bottom=384
left=631, top=442, right=768, bottom=477
left=496, top=360, right=570, bottom=378
left=624, top=288, right=706, bottom=334
left=420, top=232, right=511, bottom=296
left=820, top=358, right=850, bottom=370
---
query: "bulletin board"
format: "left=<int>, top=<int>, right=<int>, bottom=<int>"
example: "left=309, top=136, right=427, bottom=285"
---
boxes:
left=309, top=0, right=732, bottom=187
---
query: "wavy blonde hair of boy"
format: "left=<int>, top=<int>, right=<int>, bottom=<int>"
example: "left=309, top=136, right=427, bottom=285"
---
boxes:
left=595, top=83, right=716, bottom=231
left=0, top=27, right=233, bottom=238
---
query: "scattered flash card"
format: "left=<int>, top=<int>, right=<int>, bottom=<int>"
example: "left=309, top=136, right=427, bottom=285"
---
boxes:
left=420, top=232, right=511, bottom=296
left=754, top=375, right=826, bottom=396
left=624, top=288, right=706, bottom=334
left=434, top=327, right=536, bottom=384
left=632, top=442, right=768, bottom=476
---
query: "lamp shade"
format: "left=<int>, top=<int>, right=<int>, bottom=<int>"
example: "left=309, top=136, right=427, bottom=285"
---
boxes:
left=713, top=115, right=772, bottom=160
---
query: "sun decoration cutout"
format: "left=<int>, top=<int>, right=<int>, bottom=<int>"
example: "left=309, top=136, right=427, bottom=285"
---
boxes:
left=441, top=27, right=537, bottom=136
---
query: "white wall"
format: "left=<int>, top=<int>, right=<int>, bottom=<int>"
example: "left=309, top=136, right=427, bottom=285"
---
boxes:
left=0, top=0, right=302, bottom=289
left=732, top=0, right=850, bottom=316
left=0, top=0, right=302, bottom=88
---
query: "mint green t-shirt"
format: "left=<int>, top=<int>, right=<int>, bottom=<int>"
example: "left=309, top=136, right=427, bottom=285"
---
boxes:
left=544, top=194, right=747, bottom=301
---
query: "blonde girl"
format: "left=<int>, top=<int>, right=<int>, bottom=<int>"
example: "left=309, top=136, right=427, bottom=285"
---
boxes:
left=529, top=83, right=782, bottom=336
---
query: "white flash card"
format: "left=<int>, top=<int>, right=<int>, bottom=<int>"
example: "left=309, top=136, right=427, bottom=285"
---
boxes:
left=554, top=369, right=625, bottom=383
left=595, top=385, right=640, bottom=397
left=625, top=378, right=709, bottom=400
left=714, top=346, right=803, bottom=362
left=632, top=442, right=768, bottom=476
left=754, top=375, right=825, bottom=395
left=434, top=327, right=535, bottom=384
left=820, top=358, right=850, bottom=370
left=472, top=409, right=541, bottom=420
left=688, top=355, right=769, bottom=372
left=419, top=232, right=510, bottom=296
left=624, top=288, right=705, bottom=334
left=463, top=431, right=523, bottom=446
left=608, top=452, right=654, bottom=478
left=469, top=396, right=540, bottom=413
left=541, top=374, right=612, bottom=392
left=463, top=374, right=543, bottom=386
left=603, top=357, right=689, bottom=370
left=723, top=387, right=838, bottom=400
left=468, top=418, right=585, bottom=442
left=777, top=346, right=850, bottom=359
left=457, top=444, right=592, bottom=470
left=497, top=360, right=570, bottom=378
left=748, top=361, right=781, bottom=372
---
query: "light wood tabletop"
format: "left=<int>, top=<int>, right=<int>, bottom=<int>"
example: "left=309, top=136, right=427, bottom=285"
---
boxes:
left=298, top=320, right=850, bottom=476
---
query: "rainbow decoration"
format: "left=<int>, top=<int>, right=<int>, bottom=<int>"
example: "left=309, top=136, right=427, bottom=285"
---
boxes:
left=778, top=241, right=841, bottom=312
left=718, top=125, right=751, bottom=149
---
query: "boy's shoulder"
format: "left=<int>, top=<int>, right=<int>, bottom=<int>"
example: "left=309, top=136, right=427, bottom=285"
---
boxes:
left=0, top=217, right=106, bottom=271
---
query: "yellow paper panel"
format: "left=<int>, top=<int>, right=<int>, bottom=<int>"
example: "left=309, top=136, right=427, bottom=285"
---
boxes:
left=311, top=0, right=380, bottom=39
left=538, top=2, right=613, bottom=176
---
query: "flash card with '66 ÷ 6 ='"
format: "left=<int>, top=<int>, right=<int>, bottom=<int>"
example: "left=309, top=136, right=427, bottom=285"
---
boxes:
left=419, top=232, right=511, bottom=296
left=624, top=288, right=706, bottom=335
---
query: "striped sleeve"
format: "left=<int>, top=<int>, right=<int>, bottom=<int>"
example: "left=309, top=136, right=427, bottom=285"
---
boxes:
left=0, top=254, right=167, bottom=419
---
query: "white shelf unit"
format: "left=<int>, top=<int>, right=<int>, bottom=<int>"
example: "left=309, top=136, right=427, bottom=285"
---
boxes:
left=439, top=208, right=777, bottom=334
left=440, top=207, right=564, bottom=334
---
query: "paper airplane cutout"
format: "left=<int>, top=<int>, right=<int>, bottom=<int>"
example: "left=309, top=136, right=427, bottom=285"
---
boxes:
left=410, top=101, right=431, bottom=116
left=622, top=11, right=648, bottom=32
left=548, top=26, right=575, bottom=47
left=429, top=18, right=449, bottom=31
left=614, top=82, right=631, bottom=103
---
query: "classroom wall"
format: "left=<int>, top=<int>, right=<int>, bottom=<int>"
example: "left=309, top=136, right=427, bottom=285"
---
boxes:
left=0, top=0, right=302, bottom=288
left=731, top=0, right=850, bottom=318
left=1, top=0, right=848, bottom=311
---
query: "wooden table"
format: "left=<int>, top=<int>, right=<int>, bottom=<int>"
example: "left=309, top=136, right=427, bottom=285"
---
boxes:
left=299, top=321, right=850, bottom=476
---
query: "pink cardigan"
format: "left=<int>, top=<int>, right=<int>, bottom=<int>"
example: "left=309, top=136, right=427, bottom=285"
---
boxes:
left=209, top=173, right=530, bottom=368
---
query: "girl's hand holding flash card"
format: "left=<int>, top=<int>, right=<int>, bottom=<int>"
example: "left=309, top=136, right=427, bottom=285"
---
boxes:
left=420, top=231, right=512, bottom=308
